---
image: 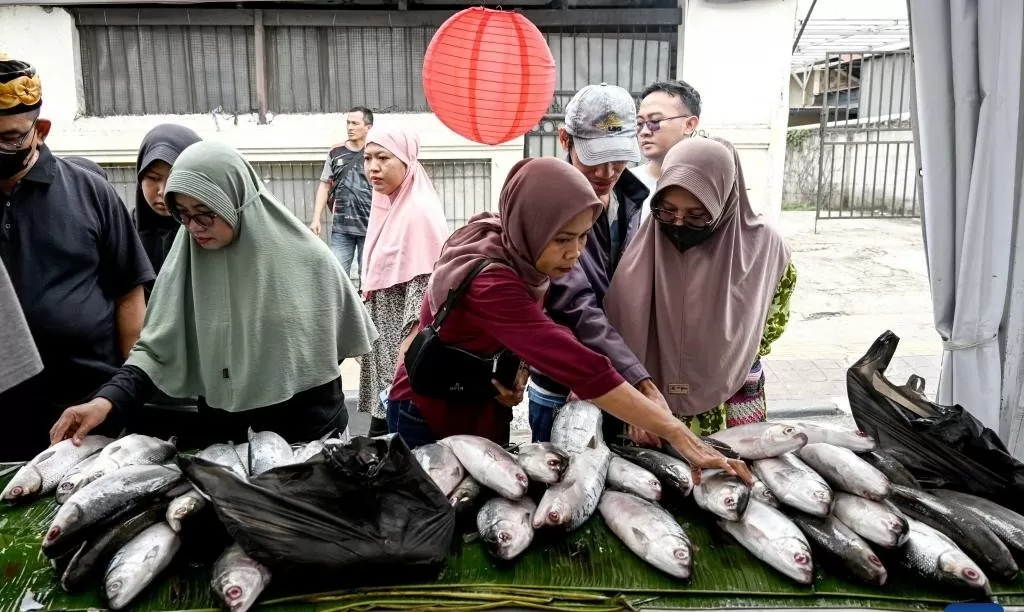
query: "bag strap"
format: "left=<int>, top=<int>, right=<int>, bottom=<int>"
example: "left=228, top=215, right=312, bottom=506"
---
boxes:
left=431, top=258, right=496, bottom=330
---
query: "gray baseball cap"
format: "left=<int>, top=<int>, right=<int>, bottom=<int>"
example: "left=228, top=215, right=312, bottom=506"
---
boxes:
left=564, top=82, right=642, bottom=166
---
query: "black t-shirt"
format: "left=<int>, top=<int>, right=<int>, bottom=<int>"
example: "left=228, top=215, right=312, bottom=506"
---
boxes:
left=324, top=145, right=372, bottom=236
left=0, top=145, right=155, bottom=409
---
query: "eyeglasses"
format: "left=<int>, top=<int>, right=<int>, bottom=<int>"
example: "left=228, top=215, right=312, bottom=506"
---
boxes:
left=651, top=207, right=713, bottom=230
left=0, top=120, right=38, bottom=153
left=637, top=115, right=693, bottom=133
left=169, top=205, right=219, bottom=228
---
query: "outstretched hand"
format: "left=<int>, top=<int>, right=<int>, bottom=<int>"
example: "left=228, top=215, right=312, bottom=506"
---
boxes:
left=50, top=399, right=113, bottom=446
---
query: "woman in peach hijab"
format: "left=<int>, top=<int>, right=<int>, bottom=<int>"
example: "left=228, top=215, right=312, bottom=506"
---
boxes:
left=358, top=124, right=450, bottom=436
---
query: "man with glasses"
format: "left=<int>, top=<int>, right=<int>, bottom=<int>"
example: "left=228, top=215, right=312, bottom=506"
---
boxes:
left=632, top=80, right=702, bottom=222
left=0, top=54, right=154, bottom=459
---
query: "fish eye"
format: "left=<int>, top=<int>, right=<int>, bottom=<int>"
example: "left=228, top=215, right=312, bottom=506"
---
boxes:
left=227, top=586, right=244, bottom=600
left=547, top=459, right=561, bottom=468
left=963, top=568, right=980, bottom=580
left=782, top=427, right=796, bottom=435
left=108, top=580, right=122, bottom=593
left=674, top=549, right=689, bottom=560
left=869, top=555, right=882, bottom=567
left=498, top=530, right=512, bottom=542
left=723, top=496, right=735, bottom=507
left=794, top=552, right=810, bottom=565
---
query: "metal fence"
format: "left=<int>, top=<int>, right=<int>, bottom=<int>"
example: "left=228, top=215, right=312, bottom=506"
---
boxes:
left=814, top=49, right=919, bottom=221
left=100, top=159, right=491, bottom=235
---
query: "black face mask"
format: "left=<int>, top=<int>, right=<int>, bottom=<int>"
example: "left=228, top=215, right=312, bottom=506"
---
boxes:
left=658, top=220, right=717, bottom=252
left=0, top=146, right=33, bottom=181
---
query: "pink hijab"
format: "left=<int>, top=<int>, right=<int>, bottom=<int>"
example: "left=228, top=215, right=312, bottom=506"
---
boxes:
left=361, top=124, right=450, bottom=296
left=605, top=138, right=791, bottom=417
left=427, top=157, right=603, bottom=314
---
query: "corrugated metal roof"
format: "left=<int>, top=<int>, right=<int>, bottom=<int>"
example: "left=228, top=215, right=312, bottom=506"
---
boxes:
left=792, top=17, right=909, bottom=71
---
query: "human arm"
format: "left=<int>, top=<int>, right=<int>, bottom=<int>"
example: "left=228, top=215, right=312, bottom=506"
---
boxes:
left=49, top=365, right=158, bottom=444
left=310, top=158, right=333, bottom=235
left=115, top=285, right=145, bottom=359
left=758, top=261, right=798, bottom=357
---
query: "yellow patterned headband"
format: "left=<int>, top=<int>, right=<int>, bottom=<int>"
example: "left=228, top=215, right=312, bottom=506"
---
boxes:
left=0, top=52, right=43, bottom=114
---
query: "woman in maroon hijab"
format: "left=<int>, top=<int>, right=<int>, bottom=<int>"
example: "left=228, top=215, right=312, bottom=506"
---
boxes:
left=605, top=137, right=797, bottom=436
left=387, top=156, right=750, bottom=483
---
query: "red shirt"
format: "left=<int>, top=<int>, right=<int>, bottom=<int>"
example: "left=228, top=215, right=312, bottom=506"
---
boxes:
left=390, top=266, right=625, bottom=442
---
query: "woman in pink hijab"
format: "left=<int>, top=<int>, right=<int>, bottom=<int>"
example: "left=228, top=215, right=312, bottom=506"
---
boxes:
left=358, top=124, right=450, bottom=436
left=605, top=137, right=797, bottom=436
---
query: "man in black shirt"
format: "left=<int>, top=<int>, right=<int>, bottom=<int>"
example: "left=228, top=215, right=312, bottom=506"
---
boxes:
left=0, top=53, right=155, bottom=459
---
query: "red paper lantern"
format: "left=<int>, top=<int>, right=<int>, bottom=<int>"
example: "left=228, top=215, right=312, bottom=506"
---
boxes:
left=422, top=7, right=556, bottom=146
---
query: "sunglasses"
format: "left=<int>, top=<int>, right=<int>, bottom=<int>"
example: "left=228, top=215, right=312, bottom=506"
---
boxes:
left=637, top=114, right=694, bottom=133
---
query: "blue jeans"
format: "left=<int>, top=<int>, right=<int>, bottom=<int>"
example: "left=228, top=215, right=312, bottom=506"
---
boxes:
left=386, top=399, right=439, bottom=449
left=330, top=229, right=365, bottom=281
left=527, top=387, right=567, bottom=443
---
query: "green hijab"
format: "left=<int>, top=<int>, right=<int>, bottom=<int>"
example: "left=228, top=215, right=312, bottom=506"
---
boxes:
left=126, top=141, right=379, bottom=412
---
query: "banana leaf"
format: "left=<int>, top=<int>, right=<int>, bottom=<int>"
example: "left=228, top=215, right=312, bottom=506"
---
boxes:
left=1, top=464, right=1022, bottom=612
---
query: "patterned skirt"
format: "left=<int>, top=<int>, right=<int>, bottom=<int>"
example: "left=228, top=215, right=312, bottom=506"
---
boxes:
left=677, top=359, right=768, bottom=436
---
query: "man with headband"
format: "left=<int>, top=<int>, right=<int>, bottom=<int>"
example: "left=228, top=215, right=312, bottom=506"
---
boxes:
left=0, top=53, right=154, bottom=459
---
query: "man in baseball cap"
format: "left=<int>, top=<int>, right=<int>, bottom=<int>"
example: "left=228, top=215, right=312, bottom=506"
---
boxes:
left=527, top=83, right=670, bottom=445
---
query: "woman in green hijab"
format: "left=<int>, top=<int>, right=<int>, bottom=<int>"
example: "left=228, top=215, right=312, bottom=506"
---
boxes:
left=50, top=142, right=379, bottom=446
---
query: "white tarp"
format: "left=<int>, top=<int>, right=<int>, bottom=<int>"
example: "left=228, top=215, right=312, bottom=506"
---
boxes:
left=908, top=0, right=1024, bottom=457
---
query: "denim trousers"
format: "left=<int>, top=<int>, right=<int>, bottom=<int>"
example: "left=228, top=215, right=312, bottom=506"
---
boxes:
left=527, top=386, right=567, bottom=443
left=330, top=228, right=365, bottom=282
left=386, top=398, right=439, bottom=449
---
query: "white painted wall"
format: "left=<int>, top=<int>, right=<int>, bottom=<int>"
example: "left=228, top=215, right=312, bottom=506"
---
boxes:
left=679, top=0, right=797, bottom=220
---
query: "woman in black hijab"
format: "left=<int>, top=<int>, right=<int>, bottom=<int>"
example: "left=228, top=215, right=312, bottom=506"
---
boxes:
left=133, top=124, right=202, bottom=283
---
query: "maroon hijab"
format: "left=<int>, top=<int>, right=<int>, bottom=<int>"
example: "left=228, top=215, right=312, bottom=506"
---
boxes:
left=427, top=157, right=603, bottom=314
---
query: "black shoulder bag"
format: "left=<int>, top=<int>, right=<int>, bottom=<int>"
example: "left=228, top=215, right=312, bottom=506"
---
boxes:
left=404, top=259, right=523, bottom=401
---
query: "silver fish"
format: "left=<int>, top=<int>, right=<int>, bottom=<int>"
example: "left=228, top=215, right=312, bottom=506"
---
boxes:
left=476, top=496, right=537, bottom=560
left=81, top=434, right=177, bottom=487
left=599, top=490, right=692, bottom=579
left=783, top=421, right=877, bottom=452
left=751, top=475, right=779, bottom=508
left=167, top=443, right=249, bottom=531
left=412, top=443, right=465, bottom=497
left=449, top=475, right=484, bottom=513
left=292, top=440, right=325, bottom=464
left=752, top=453, right=833, bottom=517
left=104, top=522, right=181, bottom=610
left=233, top=443, right=250, bottom=474
left=439, top=435, right=528, bottom=500
left=248, top=429, right=294, bottom=476
left=61, top=504, right=167, bottom=592
left=549, top=400, right=603, bottom=455
left=797, top=443, right=891, bottom=501
left=43, top=464, right=183, bottom=558
left=516, top=443, right=569, bottom=484
left=198, top=443, right=249, bottom=479
left=534, top=444, right=610, bottom=531
left=708, top=423, right=808, bottom=460
left=612, top=446, right=693, bottom=498
left=693, top=469, right=751, bottom=522
left=56, top=454, right=102, bottom=504
left=897, top=518, right=991, bottom=595
left=2, top=436, right=113, bottom=502
left=930, top=489, right=1024, bottom=558
left=862, top=450, right=921, bottom=489
left=718, top=499, right=814, bottom=584
left=212, top=543, right=272, bottom=612
left=788, top=511, right=888, bottom=586
left=606, top=456, right=662, bottom=502
left=831, top=492, right=909, bottom=548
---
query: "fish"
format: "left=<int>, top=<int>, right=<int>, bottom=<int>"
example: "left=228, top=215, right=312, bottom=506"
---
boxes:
left=167, top=443, right=249, bottom=532
left=476, top=496, right=537, bottom=560
left=534, top=444, right=610, bottom=531
left=750, top=475, right=779, bottom=508
left=42, top=464, right=183, bottom=558
left=693, top=470, right=751, bottom=521
left=611, top=445, right=693, bottom=498
left=439, top=435, right=528, bottom=500
left=412, top=443, right=465, bottom=497
left=248, top=429, right=295, bottom=476
left=831, top=492, right=909, bottom=548
left=212, top=543, right=272, bottom=612
left=56, top=454, right=102, bottom=504
left=796, top=443, right=891, bottom=501
left=606, top=456, right=662, bottom=502
left=449, top=475, right=484, bottom=513
left=718, top=499, right=814, bottom=584
left=549, top=400, right=603, bottom=455
left=81, top=434, right=178, bottom=488
left=61, top=503, right=168, bottom=592
left=197, top=443, right=249, bottom=480
left=787, top=511, right=888, bottom=586
left=165, top=490, right=206, bottom=533
left=862, top=450, right=921, bottom=489
left=707, top=422, right=808, bottom=460
left=515, top=442, right=570, bottom=484
left=889, top=485, right=1018, bottom=581
left=104, top=522, right=181, bottom=610
left=929, top=489, right=1024, bottom=557
left=2, top=436, right=113, bottom=502
left=233, top=443, right=250, bottom=474
left=292, top=440, right=325, bottom=464
left=599, top=490, right=692, bottom=579
left=896, top=518, right=991, bottom=596
left=782, top=421, right=877, bottom=452
left=752, top=453, right=833, bottom=517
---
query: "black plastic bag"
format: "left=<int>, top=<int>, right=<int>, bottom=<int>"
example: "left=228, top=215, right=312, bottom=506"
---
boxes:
left=178, top=434, right=456, bottom=581
left=847, top=331, right=1024, bottom=513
